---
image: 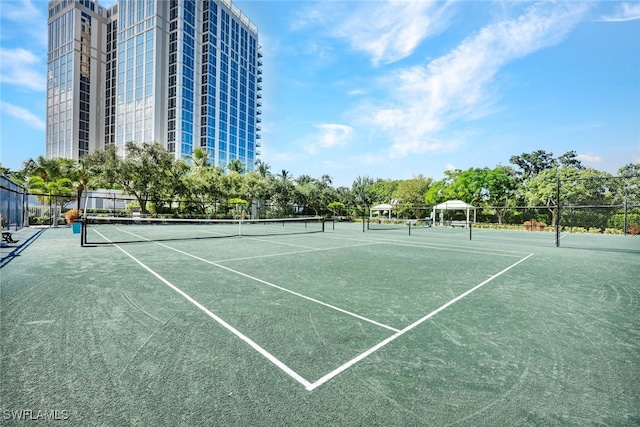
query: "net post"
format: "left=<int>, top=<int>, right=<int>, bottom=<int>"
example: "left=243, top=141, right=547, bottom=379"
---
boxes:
left=363, top=216, right=366, bottom=232
left=80, top=218, right=86, bottom=246
left=322, top=217, right=325, bottom=232
left=469, top=221, right=472, bottom=240
left=408, top=221, right=411, bottom=236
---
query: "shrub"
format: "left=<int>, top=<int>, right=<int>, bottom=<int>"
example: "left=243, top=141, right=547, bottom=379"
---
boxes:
left=65, top=209, right=80, bottom=224
left=604, top=228, right=622, bottom=235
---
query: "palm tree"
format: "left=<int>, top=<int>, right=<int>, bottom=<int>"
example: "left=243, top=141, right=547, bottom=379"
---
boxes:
left=270, top=170, right=294, bottom=216
left=295, top=174, right=314, bottom=186
left=321, top=174, right=333, bottom=185
left=278, top=169, right=292, bottom=181
left=23, top=156, right=75, bottom=225
left=254, top=159, right=271, bottom=178
left=227, top=158, right=246, bottom=174
left=190, top=147, right=211, bottom=170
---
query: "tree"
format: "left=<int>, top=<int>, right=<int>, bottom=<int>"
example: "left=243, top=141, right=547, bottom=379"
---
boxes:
left=22, top=156, right=76, bottom=224
left=392, top=174, right=432, bottom=218
left=368, top=179, right=399, bottom=204
left=524, top=167, right=604, bottom=227
left=483, top=166, right=519, bottom=224
left=351, top=176, right=375, bottom=215
left=242, top=171, right=270, bottom=218
left=254, top=159, right=271, bottom=178
left=270, top=170, right=295, bottom=216
left=82, top=144, right=123, bottom=190
left=510, top=150, right=584, bottom=181
left=227, top=158, right=246, bottom=174
left=118, top=142, right=177, bottom=214
left=509, top=150, right=556, bottom=180
left=616, top=164, right=640, bottom=205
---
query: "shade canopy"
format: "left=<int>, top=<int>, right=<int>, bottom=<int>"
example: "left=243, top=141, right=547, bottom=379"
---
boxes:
left=434, top=200, right=474, bottom=210
left=432, top=200, right=476, bottom=225
left=370, top=203, right=394, bottom=219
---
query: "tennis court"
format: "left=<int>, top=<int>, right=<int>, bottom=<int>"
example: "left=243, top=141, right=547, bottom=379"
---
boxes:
left=1, top=221, right=638, bottom=425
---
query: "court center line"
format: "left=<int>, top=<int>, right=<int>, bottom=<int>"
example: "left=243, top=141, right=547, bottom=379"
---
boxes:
left=111, top=228, right=399, bottom=333
left=152, top=240, right=401, bottom=333
left=306, top=252, right=535, bottom=391
left=93, top=230, right=313, bottom=390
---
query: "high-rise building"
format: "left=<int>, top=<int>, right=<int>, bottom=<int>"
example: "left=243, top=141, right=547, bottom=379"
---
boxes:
left=46, top=0, right=262, bottom=171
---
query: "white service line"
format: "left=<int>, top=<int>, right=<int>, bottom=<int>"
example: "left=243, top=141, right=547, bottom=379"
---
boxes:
left=211, top=241, right=381, bottom=263
left=320, top=233, right=532, bottom=257
left=152, top=240, right=400, bottom=333
left=306, top=252, right=535, bottom=391
left=113, top=228, right=398, bottom=332
left=94, top=230, right=313, bottom=390
left=100, top=227, right=534, bottom=392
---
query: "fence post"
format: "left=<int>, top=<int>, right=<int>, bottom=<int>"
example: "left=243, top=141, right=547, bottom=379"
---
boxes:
left=623, top=194, right=628, bottom=236
left=555, top=176, right=561, bottom=247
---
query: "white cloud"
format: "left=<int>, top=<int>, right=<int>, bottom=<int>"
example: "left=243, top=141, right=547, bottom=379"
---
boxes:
left=600, top=2, right=640, bottom=22
left=577, top=154, right=603, bottom=163
left=333, top=0, right=454, bottom=66
left=363, top=2, right=589, bottom=157
left=0, top=101, right=45, bottom=130
left=445, top=163, right=457, bottom=172
left=0, top=48, right=46, bottom=91
left=1, top=0, right=40, bottom=22
left=304, top=124, right=353, bottom=154
left=0, top=0, right=47, bottom=47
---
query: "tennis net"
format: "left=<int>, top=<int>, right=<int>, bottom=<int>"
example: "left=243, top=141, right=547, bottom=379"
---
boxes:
left=81, top=216, right=325, bottom=245
left=366, top=218, right=434, bottom=231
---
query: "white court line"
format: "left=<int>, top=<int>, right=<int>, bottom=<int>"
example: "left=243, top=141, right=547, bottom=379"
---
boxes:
left=306, top=252, right=535, bottom=391
left=153, top=240, right=400, bottom=333
left=93, top=230, right=313, bottom=390
left=210, top=241, right=381, bottom=263
left=113, top=228, right=399, bottom=332
left=321, top=233, right=528, bottom=258
left=98, top=227, right=534, bottom=392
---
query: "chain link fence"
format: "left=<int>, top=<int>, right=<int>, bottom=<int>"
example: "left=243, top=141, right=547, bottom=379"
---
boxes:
left=0, top=175, right=28, bottom=230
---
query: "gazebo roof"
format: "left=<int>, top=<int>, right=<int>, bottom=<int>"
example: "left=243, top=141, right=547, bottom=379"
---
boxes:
left=434, top=200, right=474, bottom=210
left=371, top=203, right=394, bottom=210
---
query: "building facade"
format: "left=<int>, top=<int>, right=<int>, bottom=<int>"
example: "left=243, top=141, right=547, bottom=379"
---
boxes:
left=46, top=0, right=262, bottom=171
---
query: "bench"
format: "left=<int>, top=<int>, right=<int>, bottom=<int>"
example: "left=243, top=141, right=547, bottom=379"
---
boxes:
left=450, top=221, right=467, bottom=228
left=2, top=231, right=18, bottom=244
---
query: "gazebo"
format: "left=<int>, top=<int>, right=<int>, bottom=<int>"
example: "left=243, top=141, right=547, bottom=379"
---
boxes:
left=432, top=200, right=476, bottom=226
left=370, top=203, right=394, bottom=220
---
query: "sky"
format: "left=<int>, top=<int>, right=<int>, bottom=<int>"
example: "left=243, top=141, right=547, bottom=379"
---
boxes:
left=1, top=1, right=639, bottom=187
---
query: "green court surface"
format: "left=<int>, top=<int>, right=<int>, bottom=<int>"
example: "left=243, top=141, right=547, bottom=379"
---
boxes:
left=1, top=223, right=638, bottom=425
